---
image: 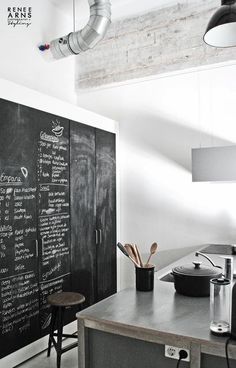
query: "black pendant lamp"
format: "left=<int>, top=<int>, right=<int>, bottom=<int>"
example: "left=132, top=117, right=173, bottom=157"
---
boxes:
left=204, top=0, right=236, bottom=47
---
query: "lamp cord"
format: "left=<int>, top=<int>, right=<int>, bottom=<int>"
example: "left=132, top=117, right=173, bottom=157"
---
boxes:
left=225, top=337, right=231, bottom=368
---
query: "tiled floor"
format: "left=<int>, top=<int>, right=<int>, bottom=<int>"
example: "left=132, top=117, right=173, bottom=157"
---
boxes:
left=18, top=347, right=78, bottom=368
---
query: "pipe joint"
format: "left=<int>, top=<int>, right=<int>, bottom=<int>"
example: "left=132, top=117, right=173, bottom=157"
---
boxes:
left=50, top=0, right=111, bottom=59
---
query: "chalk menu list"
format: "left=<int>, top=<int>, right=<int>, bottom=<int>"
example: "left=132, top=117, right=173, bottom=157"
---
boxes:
left=37, top=117, right=70, bottom=333
left=0, top=163, right=39, bottom=356
left=0, top=100, right=71, bottom=358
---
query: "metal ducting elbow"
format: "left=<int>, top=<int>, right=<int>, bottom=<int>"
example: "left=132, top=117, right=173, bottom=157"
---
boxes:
left=50, top=0, right=111, bottom=59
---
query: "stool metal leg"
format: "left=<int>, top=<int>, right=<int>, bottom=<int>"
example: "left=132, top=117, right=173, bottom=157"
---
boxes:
left=47, top=306, right=58, bottom=357
left=57, top=306, right=65, bottom=368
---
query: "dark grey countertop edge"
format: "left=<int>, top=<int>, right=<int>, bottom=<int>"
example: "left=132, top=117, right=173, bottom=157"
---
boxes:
left=76, top=245, right=236, bottom=358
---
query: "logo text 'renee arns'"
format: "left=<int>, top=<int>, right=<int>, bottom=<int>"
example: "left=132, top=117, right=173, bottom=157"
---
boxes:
left=7, top=7, right=32, bottom=28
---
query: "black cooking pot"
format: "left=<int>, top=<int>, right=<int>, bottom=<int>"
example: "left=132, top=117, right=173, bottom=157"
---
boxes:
left=172, top=261, right=222, bottom=297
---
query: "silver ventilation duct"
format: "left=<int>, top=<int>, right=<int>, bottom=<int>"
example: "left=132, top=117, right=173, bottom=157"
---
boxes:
left=50, top=0, right=111, bottom=59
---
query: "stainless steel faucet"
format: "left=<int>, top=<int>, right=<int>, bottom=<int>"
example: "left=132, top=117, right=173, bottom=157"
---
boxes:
left=195, top=251, right=233, bottom=281
left=195, top=252, right=222, bottom=269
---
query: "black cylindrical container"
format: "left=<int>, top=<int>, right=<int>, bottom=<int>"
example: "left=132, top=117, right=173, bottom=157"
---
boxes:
left=172, top=261, right=222, bottom=297
left=136, top=265, right=155, bottom=291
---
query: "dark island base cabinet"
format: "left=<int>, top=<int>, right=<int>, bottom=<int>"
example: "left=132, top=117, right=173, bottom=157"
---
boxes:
left=0, top=98, right=116, bottom=359
left=201, top=354, right=235, bottom=367
left=70, top=122, right=116, bottom=307
left=87, top=330, right=189, bottom=368
left=85, top=330, right=236, bottom=368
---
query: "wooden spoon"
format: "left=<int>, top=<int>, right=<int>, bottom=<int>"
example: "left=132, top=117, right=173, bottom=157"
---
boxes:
left=145, top=242, right=158, bottom=267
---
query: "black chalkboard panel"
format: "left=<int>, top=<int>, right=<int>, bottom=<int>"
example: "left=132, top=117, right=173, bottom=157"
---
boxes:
left=18, top=105, right=71, bottom=336
left=0, top=98, right=117, bottom=360
left=70, top=122, right=96, bottom=308
left=95, top=129, right=117, bottom=301
left=0, top=100, right=39, bottom=358
left=0, top=100, right=72, bottom=357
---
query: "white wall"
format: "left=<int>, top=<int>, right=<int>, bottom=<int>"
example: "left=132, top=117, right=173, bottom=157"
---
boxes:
left=0, top=0, right=76, bottom=104
left=77, top=62, right=236, bottom=289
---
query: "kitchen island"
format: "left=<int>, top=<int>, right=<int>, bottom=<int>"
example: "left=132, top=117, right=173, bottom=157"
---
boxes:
left=77, top=248, right=236, bottom=368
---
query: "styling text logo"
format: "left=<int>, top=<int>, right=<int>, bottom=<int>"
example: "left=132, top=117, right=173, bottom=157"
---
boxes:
left=7, top=7, right=32, bottom=28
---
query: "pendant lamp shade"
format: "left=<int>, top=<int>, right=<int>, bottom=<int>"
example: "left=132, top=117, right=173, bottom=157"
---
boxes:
left=204, top=1, right=236, bottom=47
left=192, top=146, right=236, bottom=182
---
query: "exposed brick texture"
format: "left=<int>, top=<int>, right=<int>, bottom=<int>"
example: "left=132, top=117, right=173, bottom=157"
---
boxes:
left=76, top=1, right=236, bottom=89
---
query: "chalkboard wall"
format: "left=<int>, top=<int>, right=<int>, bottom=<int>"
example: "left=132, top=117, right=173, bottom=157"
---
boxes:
left=0, top=99, right=116, bottom=359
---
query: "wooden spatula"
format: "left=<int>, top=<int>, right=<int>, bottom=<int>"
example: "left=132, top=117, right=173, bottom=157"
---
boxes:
left=125, top=244, right=140, bottom=266
left=117, top=243, right=140, bottom=267
left=134, top=244, right=144, bottom=267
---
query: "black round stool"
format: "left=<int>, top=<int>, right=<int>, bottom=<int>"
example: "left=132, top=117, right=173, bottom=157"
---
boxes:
left=47, top=292, right=85, bottom=368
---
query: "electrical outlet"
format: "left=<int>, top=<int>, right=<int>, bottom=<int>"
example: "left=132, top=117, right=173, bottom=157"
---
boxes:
left=165, top=345, right=190, bottom=362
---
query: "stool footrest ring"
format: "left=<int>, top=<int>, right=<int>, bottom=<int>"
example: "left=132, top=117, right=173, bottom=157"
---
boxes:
left=61, top=342, right=78, bottom=353
left=52, top=333, right=78, bottom=339
left=50, top=337, right=78, bottom=354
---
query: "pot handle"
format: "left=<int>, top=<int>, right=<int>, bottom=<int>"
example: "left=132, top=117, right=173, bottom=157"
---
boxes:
left=195, top=251, right=223, bottom=269
left=193, top=261, right=202, bottom=269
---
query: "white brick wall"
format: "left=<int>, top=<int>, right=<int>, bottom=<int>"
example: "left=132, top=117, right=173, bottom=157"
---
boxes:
left=76, top=0, right=236, bottom=89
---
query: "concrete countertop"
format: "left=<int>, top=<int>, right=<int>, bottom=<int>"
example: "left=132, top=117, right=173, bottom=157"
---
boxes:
left=77, top=246, right=236, bottom=360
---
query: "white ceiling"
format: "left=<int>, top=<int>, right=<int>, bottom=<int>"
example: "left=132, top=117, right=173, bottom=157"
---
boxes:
left=50, top=0, right=194, bottom=22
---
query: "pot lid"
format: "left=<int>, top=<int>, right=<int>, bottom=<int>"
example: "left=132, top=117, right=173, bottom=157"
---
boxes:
left=172, top=261, right=222, bottom=277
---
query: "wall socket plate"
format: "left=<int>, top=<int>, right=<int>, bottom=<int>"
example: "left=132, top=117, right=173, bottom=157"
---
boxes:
left=165, top=345, right=190, bottom=362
